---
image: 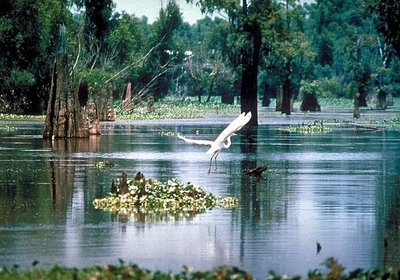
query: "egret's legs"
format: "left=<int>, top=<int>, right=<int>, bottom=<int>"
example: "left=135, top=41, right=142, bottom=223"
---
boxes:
left=214, top=153, right=219, bottom=170
left=208, top=151, right=220, bottom=173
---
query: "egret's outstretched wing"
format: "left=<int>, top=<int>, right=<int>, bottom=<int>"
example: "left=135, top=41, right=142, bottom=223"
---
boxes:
left=177, top=134, right=214, bottom=146
left=214, top=112, right=252, bottom=143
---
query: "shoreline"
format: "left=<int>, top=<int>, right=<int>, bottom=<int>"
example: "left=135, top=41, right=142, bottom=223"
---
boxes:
left=1, top=105, right=400, bottom=127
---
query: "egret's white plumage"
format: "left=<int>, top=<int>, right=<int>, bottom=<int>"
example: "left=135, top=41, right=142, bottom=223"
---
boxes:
left=178, top=112, right=252, bottom=172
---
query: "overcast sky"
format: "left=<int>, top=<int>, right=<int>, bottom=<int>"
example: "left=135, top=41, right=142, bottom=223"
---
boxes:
left=113, top=0, right=208, bottom=24
left=113, top=0, right=314, bottom=24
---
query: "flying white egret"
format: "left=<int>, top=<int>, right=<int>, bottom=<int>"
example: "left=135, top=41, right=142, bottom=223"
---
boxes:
left=177, top=112, right=252, bottom=172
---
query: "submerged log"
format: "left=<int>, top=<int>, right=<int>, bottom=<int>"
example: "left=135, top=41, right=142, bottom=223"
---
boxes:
left=349, top=123, right=381, bottom=130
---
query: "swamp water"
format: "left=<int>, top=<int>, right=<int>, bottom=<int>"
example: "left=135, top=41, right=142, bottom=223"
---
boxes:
left=0, top=119, right=399, bottom=278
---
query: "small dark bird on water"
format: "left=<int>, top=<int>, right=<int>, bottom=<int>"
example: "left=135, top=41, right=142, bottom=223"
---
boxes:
left=316, top=241, right=322, bottom=254
left=104, top=160, right=114, bottom=167
left=245, top=165, right=268, bottom=178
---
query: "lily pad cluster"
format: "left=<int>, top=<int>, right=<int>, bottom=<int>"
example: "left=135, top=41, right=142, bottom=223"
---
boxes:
left=93, top=172, right=238, bottom=216
left=278, top=120, right=331, bottom=133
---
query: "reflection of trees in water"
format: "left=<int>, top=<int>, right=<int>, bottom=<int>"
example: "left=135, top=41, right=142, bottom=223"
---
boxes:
left=111, top=209, right=205, bottom=225
left=239, top=128, right=291, bottom=225
left=379, top=166, right=400, bottom=270
left=45, top=138, right=100, bottom=214
left=0, top=154, right=45, bottom=223
left=236, top=127, right=293, bottom=263
left=375, top=133, right=400, bottom=270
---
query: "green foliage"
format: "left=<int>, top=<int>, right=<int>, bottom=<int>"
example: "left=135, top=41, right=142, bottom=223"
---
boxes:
left=300, top=80, right=319, bottom=96
left=380, top=115, right=400, bottom=127
left=138, top=0, right=184, bottom=100
left=317, top=97, right=354, bottom=109
left=74, top=68, right=111, bottom=89
left=9, top=69, right=36, bottom=88
left=300, top=78, right=351, bottom=99
left=173, top=17, right=236, bottom=103
left=371, top=0, right=400, bottom=57
left=0, top=0, right=64, bottom=114
left=0, top=69, right=36, bottom=113
left=304, top=0, right=400, bottom=101
left=83, top=0, right=114, bottom=44
left=0, top=258, right=398, bottom=280
left=0, top=114, right=44, bottom=120
left=0, top=262, right=253, bottom=280
left=2, top=0, right=400, bottom=116
left=106, top=12, right=143, bottom=66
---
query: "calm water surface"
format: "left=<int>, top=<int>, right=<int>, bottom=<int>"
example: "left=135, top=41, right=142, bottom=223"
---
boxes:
left=0, top=119, right=399, bottom=278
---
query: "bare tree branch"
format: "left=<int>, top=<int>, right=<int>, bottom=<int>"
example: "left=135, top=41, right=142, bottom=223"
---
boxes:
left=135, top=57, right=177, bottom=100
left=105, top=37, right=165, bottom=84
left=70, top=39, right=81, bottom=76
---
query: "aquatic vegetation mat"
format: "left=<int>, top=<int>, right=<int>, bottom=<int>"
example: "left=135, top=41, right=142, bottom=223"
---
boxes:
left=278, top=120, right=332, bottom=133
left=1, top=258, right=399, bottom=279
left=115, top=99, right=240, bottom=120
left=0, top=262, right=252, bottom=280
left=93, top=172, right=238, bottom=217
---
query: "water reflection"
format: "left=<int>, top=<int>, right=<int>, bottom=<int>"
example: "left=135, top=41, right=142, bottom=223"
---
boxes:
left=44, top=138, right=100, bottom=214
left=0, top=120, right=399, bottom=278
left=115, top=209, right=206, bottom=225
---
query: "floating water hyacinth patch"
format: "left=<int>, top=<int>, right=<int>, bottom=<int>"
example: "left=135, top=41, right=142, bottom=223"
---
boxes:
left=93, top=172, right=238, bottom=219
left=278, top=120, right=332, bottom=133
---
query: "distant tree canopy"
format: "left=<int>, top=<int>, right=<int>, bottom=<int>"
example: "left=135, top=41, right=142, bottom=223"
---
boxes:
left=0, top=0, right=400, bottom=116
left=0, top=0, right=63, bottom=113
left=141, top=0, right=183, bottom=100
left=84, top=0, right=114, bottom=44
left=371, top=0, right=400, bottom=57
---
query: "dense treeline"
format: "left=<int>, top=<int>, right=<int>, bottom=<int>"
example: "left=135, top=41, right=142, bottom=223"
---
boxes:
left=0, top=0, right=399, bottom=117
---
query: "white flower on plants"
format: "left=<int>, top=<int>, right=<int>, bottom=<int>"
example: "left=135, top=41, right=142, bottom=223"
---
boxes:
left=184, top=50, right=193, bottom=57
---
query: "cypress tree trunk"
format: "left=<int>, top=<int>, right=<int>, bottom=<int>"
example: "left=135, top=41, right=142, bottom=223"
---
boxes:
left=43, top=24, right=95, bottom=139
left=377, top=89, right=387, bottom=109
left=43, top=55, right=89, bottom=139
left=92, top=83, right=115, bottom=121
left=281, top=74, right=292, bottom=115
left=241, top=64, right=258, bottom=125
left=358, top=87, right=368, bottom=107
left=276, top=87, right=283, bottom=112
left=240, top=19, right=261, bottom=126
left=121, top=82, right=133, bottom=112
left=353, top=92, right=360, bottom=118
left=281, top=62, right=292, bottom=115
